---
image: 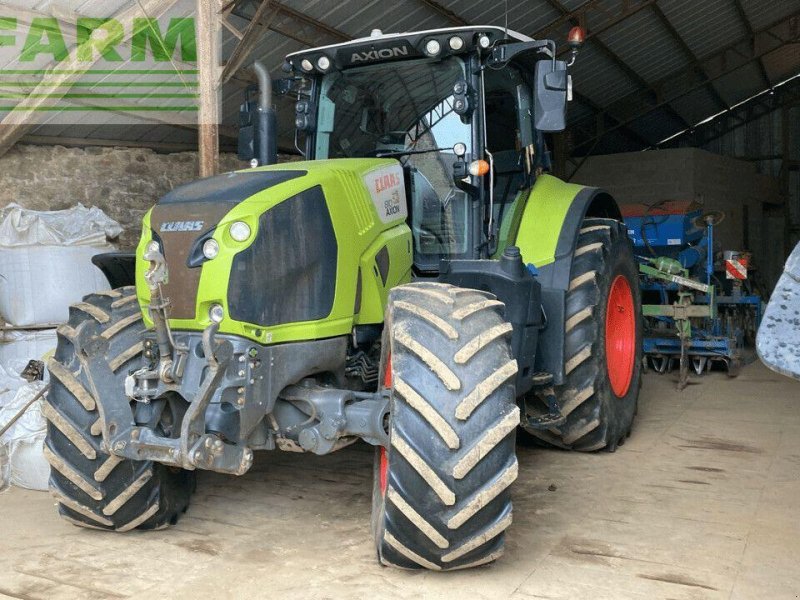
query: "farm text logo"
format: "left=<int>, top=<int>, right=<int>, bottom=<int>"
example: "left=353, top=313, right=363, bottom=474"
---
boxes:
left=0, top=17, right=196, bottom=62
left=0, top=4, right=201, bottom=126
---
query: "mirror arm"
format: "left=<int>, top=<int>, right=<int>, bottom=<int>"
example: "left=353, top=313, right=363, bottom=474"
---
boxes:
left=486, top=40, right=553, bottom=68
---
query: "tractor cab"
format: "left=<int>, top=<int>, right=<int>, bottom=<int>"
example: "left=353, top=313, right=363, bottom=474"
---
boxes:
left=240, top=26, right=579, bottom=272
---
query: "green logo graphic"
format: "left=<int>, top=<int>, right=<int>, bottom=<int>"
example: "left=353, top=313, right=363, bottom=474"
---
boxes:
left=0, top=6, right=203, bottom=123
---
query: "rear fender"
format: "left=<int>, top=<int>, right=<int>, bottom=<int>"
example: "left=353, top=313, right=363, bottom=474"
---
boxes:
left=509, top=174, right=622, bottom=384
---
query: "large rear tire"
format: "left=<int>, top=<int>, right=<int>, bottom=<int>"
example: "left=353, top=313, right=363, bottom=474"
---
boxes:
left=44, top=287, right=195, bottom=531
left=371, top=283, right=520, bottom=570
left=524, top=218, right=642, bottom=451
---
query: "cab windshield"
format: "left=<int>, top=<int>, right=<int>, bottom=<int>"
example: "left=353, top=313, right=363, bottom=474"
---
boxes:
left=315, top=57, right=472, bottom=266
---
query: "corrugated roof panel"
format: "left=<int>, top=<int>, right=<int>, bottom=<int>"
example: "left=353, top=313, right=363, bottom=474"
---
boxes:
left=567, top=100, right=594, bottom=124
left=558, top=0, right=593, bottom=10
left=570, top=46, right=640, bottom=107
left=659, top=0, right=748, bottom=59
left=406, top=0, right=564, bottom=38
left=668, top=86, right=724, bottom=126
left=597, top=9, right=689, bottom=85
left=590, top=128, right=644, bottom=156
left=491, top=3, right=562, bottom=35
left=762, top=45, right=800, bottom=84
left=740, top=0, right=796, bottom=30
left=714, top=62, right=768, bottom=106
left=301, top=0, right=443, bottom=37
left=627, top=107, right=687, bottom=144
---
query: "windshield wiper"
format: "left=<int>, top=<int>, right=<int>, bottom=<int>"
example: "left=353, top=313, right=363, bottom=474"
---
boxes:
left=374, top=147, right=450, bottom=158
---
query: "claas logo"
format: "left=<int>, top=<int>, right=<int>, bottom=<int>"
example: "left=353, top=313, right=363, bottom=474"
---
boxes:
left=0, top=17, right=196, bottom=62
left=374, top=172, right=401, bottom=194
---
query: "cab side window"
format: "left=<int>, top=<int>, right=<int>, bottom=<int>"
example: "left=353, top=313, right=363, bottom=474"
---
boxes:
left=483, top=67, right=532, bottom=234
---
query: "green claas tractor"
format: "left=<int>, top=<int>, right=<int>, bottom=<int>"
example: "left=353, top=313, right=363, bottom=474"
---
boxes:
left=44, top=26, right=642, bottom=570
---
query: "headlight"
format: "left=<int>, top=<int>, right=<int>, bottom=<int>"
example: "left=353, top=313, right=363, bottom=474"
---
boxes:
left=202, top=239, right=220, bottom=260
left=300, top=59, right=313, bottom=72
left=317, top=56, right=331, bottom=71
left=229, top=221, right=251, bottom=242
left=146, top=240, right=160, bottom=254
left=209, top=304, right=224, bottom=323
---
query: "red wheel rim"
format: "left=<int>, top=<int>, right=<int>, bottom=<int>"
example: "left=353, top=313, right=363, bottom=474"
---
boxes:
left=605, top=275, right=636, bottom=398
left=379, top=447, right=388, bottom=495
left=379, top=354, right=392, bottom=496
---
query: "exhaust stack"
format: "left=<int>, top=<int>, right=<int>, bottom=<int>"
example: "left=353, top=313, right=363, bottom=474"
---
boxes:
left=238, top=61, right=278, bottom=166
left=253, top=61, right=278, bottom=166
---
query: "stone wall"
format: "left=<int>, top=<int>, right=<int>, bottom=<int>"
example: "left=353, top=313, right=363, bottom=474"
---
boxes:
left=0, top=144, right=251, bottom=249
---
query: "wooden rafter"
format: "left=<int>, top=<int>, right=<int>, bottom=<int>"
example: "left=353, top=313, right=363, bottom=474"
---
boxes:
left=197, top=0, right=223, bottom=176
left=221, top=0, right=277, bottom=85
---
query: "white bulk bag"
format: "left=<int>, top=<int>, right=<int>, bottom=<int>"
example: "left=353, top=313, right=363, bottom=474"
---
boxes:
left=0, top=203, right=122, bottom=327
left=0, top=329, right=57, bottom=377
left=0, top=381, right=49, bottom=491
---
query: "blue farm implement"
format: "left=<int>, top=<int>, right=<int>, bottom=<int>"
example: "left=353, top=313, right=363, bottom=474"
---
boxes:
left=622, top=200, right=762, bottom=387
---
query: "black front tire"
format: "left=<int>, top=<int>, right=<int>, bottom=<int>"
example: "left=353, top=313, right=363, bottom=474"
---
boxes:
left=371, top=283, right=520, bottom=571
left=45, top=287, right=195, bottom=531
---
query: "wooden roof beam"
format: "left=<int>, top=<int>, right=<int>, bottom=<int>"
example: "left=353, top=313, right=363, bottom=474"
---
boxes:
left=221, top=0, right=277, bottom=84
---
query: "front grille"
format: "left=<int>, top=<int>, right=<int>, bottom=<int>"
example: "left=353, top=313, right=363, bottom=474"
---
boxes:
left=150, top=201, right=234, bottom=319
left=228, top=185, right=338, bottom=327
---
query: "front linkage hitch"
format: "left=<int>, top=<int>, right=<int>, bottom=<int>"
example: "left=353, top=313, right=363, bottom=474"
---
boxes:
left=93, top=250, right=390, bottom=475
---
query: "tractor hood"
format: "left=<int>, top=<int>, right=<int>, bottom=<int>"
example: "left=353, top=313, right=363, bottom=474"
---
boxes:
left=136, top=159, right=412, bottom=345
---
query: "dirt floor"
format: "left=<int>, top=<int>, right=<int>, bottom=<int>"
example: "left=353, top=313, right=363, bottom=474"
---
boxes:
left=2, top=360, right=799, bottom=600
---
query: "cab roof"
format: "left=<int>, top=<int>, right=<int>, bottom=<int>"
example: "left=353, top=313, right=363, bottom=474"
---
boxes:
left=284, top=26, right=534, bottom=74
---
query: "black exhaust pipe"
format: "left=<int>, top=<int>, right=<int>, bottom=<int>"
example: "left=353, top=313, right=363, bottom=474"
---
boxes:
left=253, top=61, right=278, bottom=166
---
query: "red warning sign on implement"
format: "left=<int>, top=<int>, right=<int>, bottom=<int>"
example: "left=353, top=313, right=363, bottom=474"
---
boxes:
left=725, top=258, right=748, bottom=280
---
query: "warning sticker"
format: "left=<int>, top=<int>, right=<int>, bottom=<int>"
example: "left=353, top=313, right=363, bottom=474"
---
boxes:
left=725, top=259, right=748, bottom=280
left=364, top=164, right=407, bottom=224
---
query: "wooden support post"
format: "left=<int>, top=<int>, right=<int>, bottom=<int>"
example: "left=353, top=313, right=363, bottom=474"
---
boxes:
left=197, top=0, right=222, bottom=177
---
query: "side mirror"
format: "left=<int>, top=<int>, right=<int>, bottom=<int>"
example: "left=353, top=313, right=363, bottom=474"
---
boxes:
left=534, top=59, right=569, bottom=132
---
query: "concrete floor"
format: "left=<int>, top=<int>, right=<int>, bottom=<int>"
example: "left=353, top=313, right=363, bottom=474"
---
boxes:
left=2, top=360, right=800, bottom=600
